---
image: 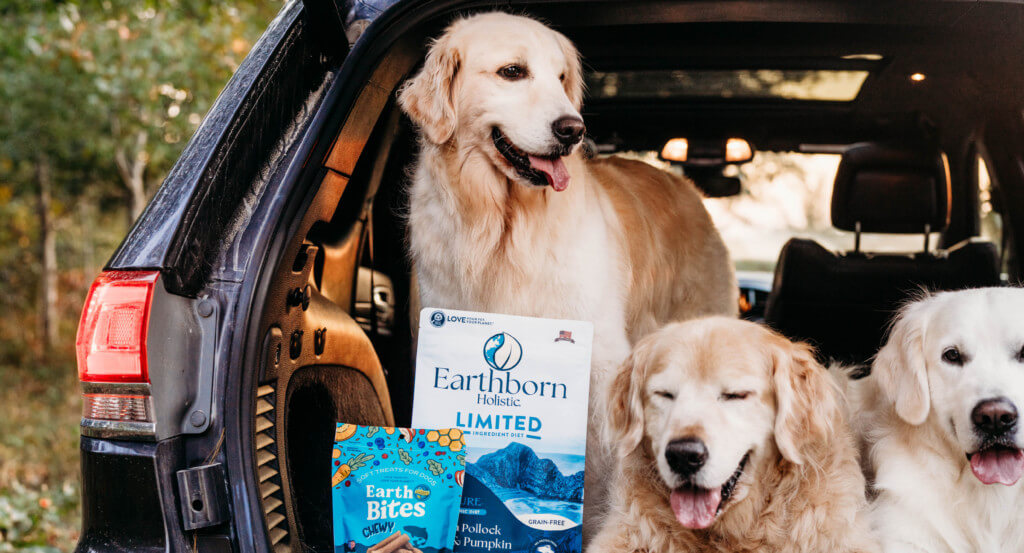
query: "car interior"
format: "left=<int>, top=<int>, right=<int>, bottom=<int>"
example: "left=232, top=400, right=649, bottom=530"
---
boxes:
left=246, top=4, right=1024, bottom=551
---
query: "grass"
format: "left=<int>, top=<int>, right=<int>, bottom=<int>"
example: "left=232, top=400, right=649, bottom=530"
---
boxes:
left=0, top=359, right=81, bottom=552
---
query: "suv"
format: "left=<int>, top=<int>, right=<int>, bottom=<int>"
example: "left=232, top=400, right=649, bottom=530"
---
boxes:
left=73, top=1, right=1024, bottom=551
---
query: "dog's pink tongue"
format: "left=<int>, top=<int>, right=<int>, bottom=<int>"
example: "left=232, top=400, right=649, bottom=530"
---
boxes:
left=528, top=155, right=570, bottom=191
left=971, top=448, right=1024, bottom=485
left=670, top=487, right=721, bottom=529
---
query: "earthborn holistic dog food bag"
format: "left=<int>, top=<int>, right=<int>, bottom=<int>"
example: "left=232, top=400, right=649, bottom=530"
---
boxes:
left=332, top=424, right=467, bottom=553
left=412, top=308, right=593, bottom=553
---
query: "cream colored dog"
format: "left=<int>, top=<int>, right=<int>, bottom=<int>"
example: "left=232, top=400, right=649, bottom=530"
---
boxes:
left=845, top=288, right=1024, bottom=553
left=398, top=12, right=736, bottom=536
left=591, top=317, right=877, bottom=553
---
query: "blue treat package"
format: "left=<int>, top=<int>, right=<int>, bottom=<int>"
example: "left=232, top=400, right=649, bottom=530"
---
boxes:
left=332, top=424, right=467, bottom=553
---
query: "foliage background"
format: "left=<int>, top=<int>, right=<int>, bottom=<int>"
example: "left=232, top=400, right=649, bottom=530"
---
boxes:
left=0, top=2, right=282, bottom=550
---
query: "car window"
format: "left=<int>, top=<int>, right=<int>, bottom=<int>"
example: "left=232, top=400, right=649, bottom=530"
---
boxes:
left=586, top=69, right=870, bottom=102
left=978, top=155, right=1008, bottom=277
left=622, top=151, right=941, bottom=273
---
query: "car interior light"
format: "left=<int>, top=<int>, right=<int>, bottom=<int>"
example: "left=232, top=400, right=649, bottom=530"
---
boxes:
left=661, top=138, right=688, bottom=162
left=725, top=138, right=753, bottom=163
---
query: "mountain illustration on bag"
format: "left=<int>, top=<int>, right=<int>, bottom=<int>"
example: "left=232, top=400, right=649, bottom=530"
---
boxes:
left=465, top=442, right=583, bottom=502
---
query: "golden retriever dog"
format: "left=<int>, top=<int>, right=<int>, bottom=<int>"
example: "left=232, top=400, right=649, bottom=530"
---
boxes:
left=591, top=317, right=877, bottom=553
left=398, top=12, right=736, bottom=535
left=844, top=288, right=1024, bottom=553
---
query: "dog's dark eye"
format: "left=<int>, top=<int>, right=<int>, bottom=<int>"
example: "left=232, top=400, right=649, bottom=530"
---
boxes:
left=942, top=347, right=964, bottom=366
left=498, top=64, right=527, bottom=81
left=1016, top=345, right=1024, bottom=363
left=653, top=390, right=675, bottom=400
left=721, top=391, right=752, bottom=401
left=559, top=72, right=566, bottom=82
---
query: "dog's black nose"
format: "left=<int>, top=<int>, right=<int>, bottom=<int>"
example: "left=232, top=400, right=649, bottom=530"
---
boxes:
left=972, top=397, right=1018, bottom=435
left=552, top=116, right=585, bottom=145
left=665, top=438, right=708, bottom=476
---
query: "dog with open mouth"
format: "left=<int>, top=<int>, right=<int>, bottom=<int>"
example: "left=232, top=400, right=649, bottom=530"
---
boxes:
left=844, top=288, right=1024, bottom=553
left=398, top=12, right=736, bottom=539
left=590, top=317, right=877, bottom=553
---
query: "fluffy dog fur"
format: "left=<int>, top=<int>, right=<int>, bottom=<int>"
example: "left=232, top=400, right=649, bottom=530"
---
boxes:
left=591, top=318, right=877, bottom=553
left=845, top=288, right=1024, bottom=553
left=398, top=12, right=736, bottom=536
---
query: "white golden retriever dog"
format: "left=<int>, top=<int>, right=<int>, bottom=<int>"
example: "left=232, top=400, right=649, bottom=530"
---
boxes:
left=846, top=287, right=1024, bottom=553
left=398, top=12, right=736, bottom=535
left=591, top=318, right=877, bottom=553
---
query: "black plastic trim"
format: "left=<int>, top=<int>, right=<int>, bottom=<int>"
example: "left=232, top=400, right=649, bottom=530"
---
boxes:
left=76, top=437, right=189, bottom=553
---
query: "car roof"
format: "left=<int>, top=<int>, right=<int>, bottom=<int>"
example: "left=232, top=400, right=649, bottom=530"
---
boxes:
left=493, top=0, right=1024, bottom=152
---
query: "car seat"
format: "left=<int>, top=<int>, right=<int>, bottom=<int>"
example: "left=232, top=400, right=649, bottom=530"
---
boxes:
left=764, top=142, right=1000, bottom=364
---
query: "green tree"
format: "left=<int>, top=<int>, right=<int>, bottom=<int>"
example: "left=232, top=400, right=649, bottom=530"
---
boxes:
left=0, top=4, right=102, bottom=352
left=0, top=1, right=280, bottom=354
left=69, top=1, right=281, bottom=218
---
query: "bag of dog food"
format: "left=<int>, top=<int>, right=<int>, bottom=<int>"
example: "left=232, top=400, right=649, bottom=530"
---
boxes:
left=412, top=308, right=593, bottom=553
left=332, top=424, right=467, bottom=553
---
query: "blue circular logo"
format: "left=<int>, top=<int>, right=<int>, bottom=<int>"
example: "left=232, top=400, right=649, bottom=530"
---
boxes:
left=429, top=310, right=445, bottom=327
left=483, top=332, right=523, bottom=371
left=414, top=484, right=431, bottom=500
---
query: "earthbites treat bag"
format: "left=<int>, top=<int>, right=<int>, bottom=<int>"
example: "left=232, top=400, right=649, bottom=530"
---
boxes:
left=332, top=424, right=466, bottom=553
left=412, top=309, right=593, bottom=553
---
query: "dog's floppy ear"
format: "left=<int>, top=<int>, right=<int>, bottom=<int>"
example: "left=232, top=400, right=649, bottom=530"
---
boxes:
left=605, top=342, right=653, bottom=460
left=873, top=300, right=932, bottom=425
left=771, top=336, right=839, bottom=466
left=554, top=31, right=583, bottom=110
left=398, top=30, right=460, bottom=144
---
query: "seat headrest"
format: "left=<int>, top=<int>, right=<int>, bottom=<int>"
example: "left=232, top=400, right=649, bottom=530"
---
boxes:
left=831, top=142, right=951, bottom=234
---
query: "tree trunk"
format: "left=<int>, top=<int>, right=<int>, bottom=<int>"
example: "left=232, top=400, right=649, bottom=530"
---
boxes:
left=79, top=199, right=95, bottom=280
left=35, top=154, right=58, bottom=352
left=114, top=128, right=149, bottom=220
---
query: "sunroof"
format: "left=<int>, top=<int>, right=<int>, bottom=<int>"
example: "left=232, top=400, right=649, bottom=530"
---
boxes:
left=586, top=69, right=870, bottom=102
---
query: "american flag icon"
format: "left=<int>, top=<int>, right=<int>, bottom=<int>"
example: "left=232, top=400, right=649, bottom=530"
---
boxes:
left=554, top=330, right=575, bottom=343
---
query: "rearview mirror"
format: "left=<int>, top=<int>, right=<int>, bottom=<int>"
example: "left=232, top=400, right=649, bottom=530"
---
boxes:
left=661, top=137, right=754, bottom=166
left=684, top=166, right=742, bottom=198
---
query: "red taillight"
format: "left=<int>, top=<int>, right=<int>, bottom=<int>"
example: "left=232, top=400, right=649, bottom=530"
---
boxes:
left=76, top=271, right=159, bottom=383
